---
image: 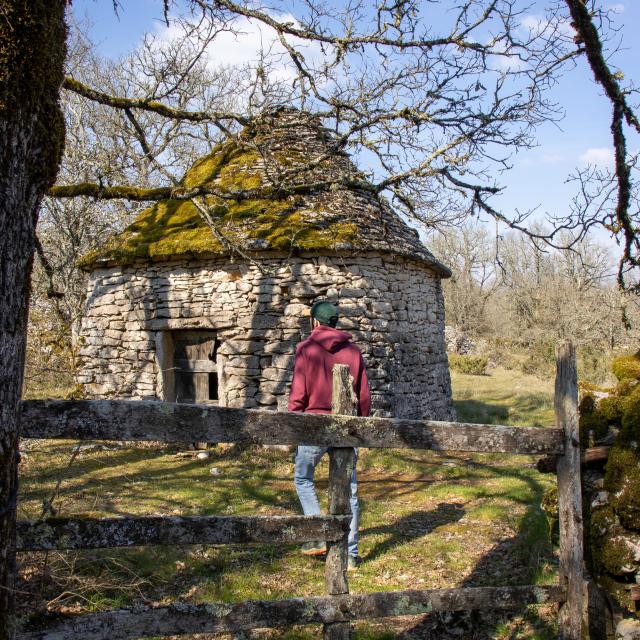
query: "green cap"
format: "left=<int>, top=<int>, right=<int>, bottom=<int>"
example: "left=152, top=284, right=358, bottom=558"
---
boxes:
left=311, top=300, right=339, bottom=326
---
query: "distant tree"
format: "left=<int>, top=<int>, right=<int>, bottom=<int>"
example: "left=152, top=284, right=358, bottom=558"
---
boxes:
left=430, top=225, right=499, bottom=335
left=433, top=224, right=638, bottom=377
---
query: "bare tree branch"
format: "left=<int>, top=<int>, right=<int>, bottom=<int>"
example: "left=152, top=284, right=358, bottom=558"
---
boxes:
left=63, top=77, right=248, bottom=126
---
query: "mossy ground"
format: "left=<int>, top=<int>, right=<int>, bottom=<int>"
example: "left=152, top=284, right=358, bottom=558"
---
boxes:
left=17, top=367, right=558, bottom=639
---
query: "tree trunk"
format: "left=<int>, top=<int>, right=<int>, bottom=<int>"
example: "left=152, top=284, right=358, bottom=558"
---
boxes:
left=0, top=2, right=67, bottom=637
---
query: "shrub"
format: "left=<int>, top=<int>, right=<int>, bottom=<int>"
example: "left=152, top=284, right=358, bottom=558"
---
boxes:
left=488, top=349, right=520, bottom=371
left=579, top=381, right=610, bottom=394
left=613, top=471, right=640, bottom=532
left=579, top=393, right=596, bottom=416
left=598, top=532, right=636, bottom=575
left=598, top=396, right=626, bottom=426
left=519, top=343, right=556, bottom=377
left=578, top=388, right=636, bottom=444
left=579, top=345, right=616, bottom=386
left=448, top=354, right=488, bottom=375
left=604, top=446, right=639, bottom=493
left=605, top=445, right=640, bottom=531
left=612, top=351, right=640, bottom=382
left=616, top=378, right=639, bottom=397
left=590, top=504, right=617, bottom=539
left=579, top=411, right=609, bottom=443
left=619, top=385, right=640, bottom=446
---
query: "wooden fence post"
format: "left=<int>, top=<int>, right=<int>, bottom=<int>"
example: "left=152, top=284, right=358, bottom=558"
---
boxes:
left=555, top=341, right=584, bottom=639
left=324, top=364, right=357, bottom=640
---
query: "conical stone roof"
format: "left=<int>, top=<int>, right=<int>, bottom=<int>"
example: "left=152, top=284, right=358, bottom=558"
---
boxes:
left=80, top=108, right=450, bottom=277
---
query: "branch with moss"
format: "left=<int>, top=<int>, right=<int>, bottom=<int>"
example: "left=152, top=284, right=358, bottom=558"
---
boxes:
left=565, top=1, right=640, bottom=134
left=49, top=183, right=174, bottom=201
left=48, top=175, right=377, bottom=202
left=62, top=77, right=248, bottom=126
left=564, top=0, right=640, bottom=290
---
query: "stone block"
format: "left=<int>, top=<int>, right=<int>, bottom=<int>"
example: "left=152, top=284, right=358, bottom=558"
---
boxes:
left=290, top=282, right=319, bottom=298
left=284, top=303, right=309, bottom=317
left=259, top=380, right=288, bottom=394
left=272, top=354, right=295, bottom=369
left=255, top=393, right=278, bottom=405
left=218, top=340, right=263, bottom=355
left=226, top=355, right=260, bottom=368
left=262, top=340, right=297, bottom=354
left=339, top=287, right=366, bottom=298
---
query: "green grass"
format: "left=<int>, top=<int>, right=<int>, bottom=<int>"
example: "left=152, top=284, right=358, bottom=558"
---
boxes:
left=452, top=366, right=555, bottom=427
left=17, top=366, right=559, bottom=638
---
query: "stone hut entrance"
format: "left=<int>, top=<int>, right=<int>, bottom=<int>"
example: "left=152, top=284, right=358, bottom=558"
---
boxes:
left=173, top=331, right=220, bottom=404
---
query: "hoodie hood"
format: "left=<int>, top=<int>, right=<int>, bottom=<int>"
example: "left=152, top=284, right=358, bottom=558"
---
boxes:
left=309, top=325, right=352, bottom=353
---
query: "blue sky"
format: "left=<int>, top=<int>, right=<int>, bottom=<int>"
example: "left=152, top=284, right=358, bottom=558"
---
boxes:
left=70, top=0, right=639, bottom=253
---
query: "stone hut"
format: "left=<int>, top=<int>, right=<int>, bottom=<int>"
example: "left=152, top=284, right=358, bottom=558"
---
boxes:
left=77, top=109, right=454, bottom=420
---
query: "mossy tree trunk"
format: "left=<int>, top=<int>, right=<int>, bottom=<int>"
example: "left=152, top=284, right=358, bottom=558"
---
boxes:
left=0, top=2, right=67, bottom=637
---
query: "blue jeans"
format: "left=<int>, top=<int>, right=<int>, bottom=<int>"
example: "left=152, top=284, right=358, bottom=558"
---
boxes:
left=294, top=446, right=359, bottom=557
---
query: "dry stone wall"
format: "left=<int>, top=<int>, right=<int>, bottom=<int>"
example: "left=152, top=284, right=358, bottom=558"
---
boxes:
left=77, top=253, right=453, bottom=420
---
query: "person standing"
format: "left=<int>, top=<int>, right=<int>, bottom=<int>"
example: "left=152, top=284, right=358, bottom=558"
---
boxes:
left=288, top=300, right=371, bottom=569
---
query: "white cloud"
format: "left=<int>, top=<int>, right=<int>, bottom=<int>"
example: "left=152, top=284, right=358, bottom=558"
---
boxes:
left=607, top=3, right=625, bottom=14
left=490, top=39, right=525, bottom=72
left=156, top=13, right=328, bottom=83
left=579, top=147, right=615, bottom=168
left=521, top=14, right=575, bottom=38
left=521, top=15, right=545, bottom=33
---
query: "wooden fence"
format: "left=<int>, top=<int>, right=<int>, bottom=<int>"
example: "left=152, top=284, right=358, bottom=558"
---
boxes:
left=14, top=342, right=583, bottom=640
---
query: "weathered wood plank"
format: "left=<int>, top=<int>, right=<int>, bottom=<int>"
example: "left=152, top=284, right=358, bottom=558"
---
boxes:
left=16, top=515, right=351, bottom=551
left=325, top=449, right=352, bottom=597
left=325, top=365, right=357, bottom=640
left=555, top=341, right=584, bottom=640
left=536, top=445, right=610, bottom=473
left=175, top=358, right=218, bottom=373
left=20, top=400, right=563, bottom=454
left=16, top=585, right=566, bottom=640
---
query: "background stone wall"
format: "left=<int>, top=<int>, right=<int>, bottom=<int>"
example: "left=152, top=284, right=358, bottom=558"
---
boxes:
left=77, top=253, right=453, bottom=420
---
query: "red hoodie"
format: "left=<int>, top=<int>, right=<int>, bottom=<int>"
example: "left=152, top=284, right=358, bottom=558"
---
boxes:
left=287, top=325, right=371, bottom=416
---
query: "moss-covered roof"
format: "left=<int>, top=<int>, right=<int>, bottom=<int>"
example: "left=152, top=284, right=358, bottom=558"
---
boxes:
left=79, top=109, right=450, bottom=277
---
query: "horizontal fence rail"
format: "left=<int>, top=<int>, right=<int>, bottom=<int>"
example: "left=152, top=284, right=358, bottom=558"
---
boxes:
left=13, top=346, right=583, bottom=640
left=20, top=400, right=564, bottom=455
left=16, top=515, right=351, bottom=551
left=16, top=585, right=567, bottom=640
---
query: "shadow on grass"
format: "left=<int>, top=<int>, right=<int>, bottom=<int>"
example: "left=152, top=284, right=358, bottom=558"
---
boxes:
left=362, top=503, right=465, bottom=563
left=19, top=443, right=303, bottom=518
left=454, top=393, right=552, bottom=427
left=17, top=442, right=558, bottom=639
left=395, top=463, right=557, bottom=640
left=454, top=399, right=509, bottom=424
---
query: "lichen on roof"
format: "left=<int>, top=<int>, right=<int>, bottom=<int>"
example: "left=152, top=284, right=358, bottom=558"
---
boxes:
left=79, top=108, right=450, bottom=277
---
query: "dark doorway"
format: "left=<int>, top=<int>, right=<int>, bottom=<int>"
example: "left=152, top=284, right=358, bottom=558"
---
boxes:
left=173, top=331, right=219, bottom=404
